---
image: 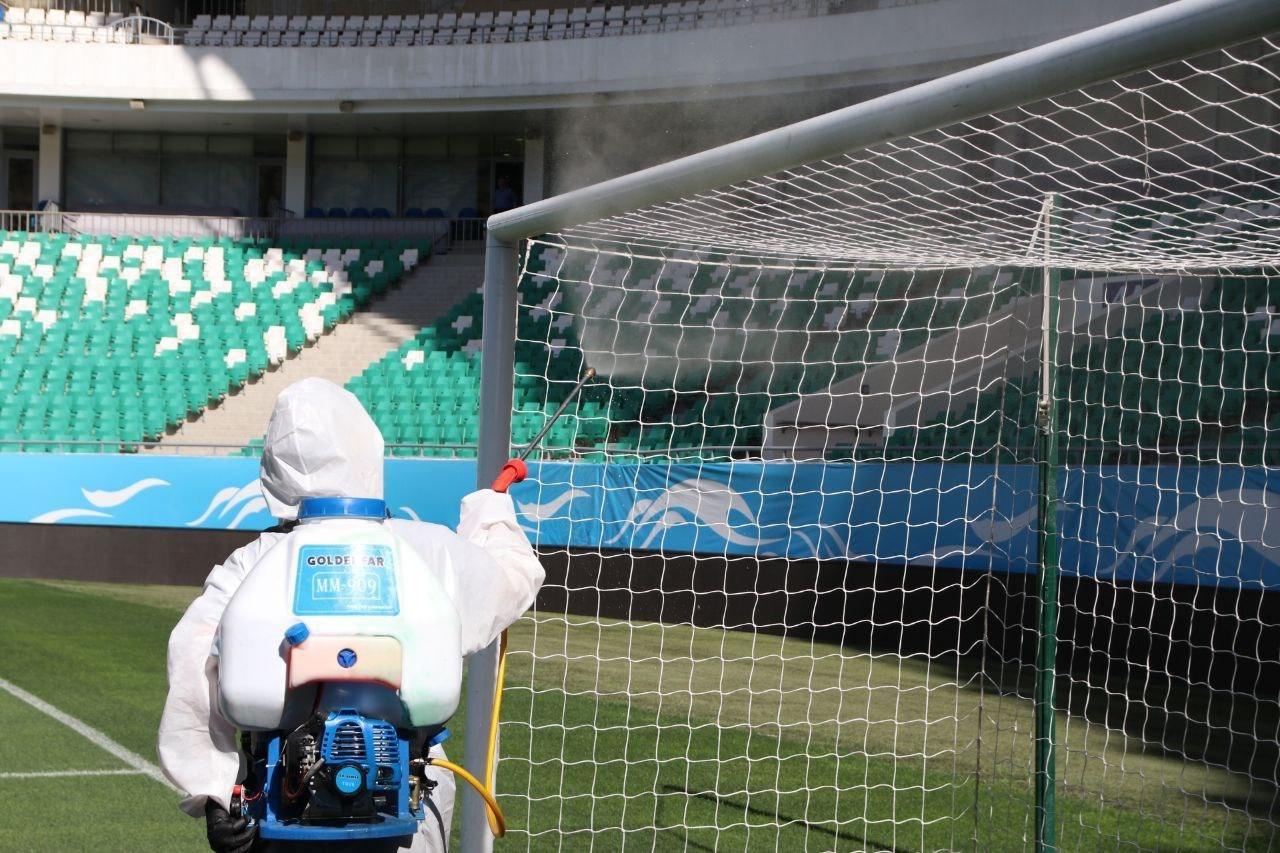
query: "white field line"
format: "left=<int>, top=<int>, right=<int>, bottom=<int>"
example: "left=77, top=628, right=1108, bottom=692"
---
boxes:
left=0, top=769, right=148, bottom=779
left=0, top=676, right=178, bottom=792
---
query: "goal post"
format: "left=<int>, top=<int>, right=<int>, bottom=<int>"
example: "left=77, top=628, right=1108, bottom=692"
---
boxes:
left=462, top=1, right=1280, bottom=849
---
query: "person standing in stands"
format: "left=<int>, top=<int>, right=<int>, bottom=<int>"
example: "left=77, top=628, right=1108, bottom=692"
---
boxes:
left=492, top=175, right=519, bottom=214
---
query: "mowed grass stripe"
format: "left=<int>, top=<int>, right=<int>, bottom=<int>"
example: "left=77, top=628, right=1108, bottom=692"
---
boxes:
left=0, top=689, right=127, bottom=774
left=6, top=580, right=1272, bottom=851
left=0, top=776, right=207, bottom=852
left=0, top=581, right=178, bottom=762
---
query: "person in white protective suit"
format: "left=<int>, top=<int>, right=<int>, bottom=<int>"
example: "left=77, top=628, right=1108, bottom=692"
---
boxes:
left=158, top=377, right=545, bottom=852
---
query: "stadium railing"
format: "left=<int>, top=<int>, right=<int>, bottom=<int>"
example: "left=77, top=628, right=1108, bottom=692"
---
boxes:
left=0, top=208, right=469, bottom=248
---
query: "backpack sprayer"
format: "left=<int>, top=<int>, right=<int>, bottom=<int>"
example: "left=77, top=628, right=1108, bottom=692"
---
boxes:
left=216, top=368, right=595, bottom=843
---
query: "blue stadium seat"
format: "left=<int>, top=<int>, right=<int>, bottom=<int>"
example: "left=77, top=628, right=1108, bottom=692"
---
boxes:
left=405, top=208, right=425, bottom=218
left=305, top=207, right=325, bottom=218
left=371, top=207, right=391, bottom=218
left=424, top=207, right=445, bottom=218
left=350, top=207, right=371, bottom=218
left=327, top=207, right=348, bottom=218
left=457, top=206, right=479, bottom=219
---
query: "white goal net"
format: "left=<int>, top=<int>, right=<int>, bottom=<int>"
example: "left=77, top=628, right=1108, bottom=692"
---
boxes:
left=487, top=27, right=1280, bottom=852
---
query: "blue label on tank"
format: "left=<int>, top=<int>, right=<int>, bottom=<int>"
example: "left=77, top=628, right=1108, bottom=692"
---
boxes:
left=293, top=545, right=399, bottom=616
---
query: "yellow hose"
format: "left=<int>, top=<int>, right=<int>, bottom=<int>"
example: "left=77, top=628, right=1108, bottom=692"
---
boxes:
left=484, top=629, right=510, bottom=836
left=431, top=629, right=510, bottom=839
left=427, top=757, right=507, bottom=838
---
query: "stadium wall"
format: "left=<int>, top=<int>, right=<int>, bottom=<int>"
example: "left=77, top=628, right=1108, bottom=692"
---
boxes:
left=4, top=455, right=1274, bottom=587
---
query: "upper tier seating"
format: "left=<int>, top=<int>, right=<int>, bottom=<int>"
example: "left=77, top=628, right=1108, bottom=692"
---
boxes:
left=0, top=6, right=129, bottom=43
left=0, top=231, right=430, bottom=452
left=0, top=0, right=823, bottom=45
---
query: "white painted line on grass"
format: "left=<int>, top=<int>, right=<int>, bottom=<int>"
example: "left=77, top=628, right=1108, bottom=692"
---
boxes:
left=0, top=769, right=148, bottom=779
left=0, top=676, right=178, bottom=792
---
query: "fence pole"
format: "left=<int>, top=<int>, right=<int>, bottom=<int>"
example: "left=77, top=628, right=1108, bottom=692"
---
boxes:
left=1034, top=194, right=1061, bottom=852
left=460, top=233, right=519, bottom=853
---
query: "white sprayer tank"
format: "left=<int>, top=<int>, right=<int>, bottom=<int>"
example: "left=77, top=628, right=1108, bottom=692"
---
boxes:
left=218, top=497, right=462, bottom=731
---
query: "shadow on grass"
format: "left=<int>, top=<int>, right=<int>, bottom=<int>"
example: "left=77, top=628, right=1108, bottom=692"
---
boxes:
left=660, top=783, right=910, bottom=852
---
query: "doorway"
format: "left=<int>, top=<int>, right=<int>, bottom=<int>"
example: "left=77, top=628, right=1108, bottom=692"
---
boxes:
left=491, top=161, right=524, bottom=215
left=257, top=163, right=284, bottom=217
left=6, top=156, right=35, bottom=210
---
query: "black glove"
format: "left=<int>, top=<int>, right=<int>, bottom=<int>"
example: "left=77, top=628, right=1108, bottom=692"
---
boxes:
left=205, top=800, right=257, bottom=853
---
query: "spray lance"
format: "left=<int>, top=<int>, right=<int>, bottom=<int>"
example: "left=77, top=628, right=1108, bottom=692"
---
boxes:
left=435, top=367, right=597, bottom=838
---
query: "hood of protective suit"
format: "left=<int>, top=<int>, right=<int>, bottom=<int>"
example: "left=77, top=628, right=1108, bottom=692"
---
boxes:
left=259, top=377, right=384, bottom=520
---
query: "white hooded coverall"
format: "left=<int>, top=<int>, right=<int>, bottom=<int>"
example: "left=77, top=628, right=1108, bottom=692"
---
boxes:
left=158, top=378, right=545, bottom=851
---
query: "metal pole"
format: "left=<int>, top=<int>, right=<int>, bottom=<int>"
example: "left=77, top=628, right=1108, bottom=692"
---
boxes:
left=487, top=0, right=1280, bottom=243
left=1034, top=194, right=1060, bottom=852
left=460, top=233, right=519, bottom=853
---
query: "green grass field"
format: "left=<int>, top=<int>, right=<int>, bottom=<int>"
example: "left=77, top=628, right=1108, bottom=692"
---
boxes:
left=0, top=578, right=1272, bottom=851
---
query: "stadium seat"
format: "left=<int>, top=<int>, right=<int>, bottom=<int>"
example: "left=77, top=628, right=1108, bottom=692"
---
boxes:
left=424, top=208, right=445, bottom=218
left=326, top=207, right=348, bottom=218
left=371, top=208, right=391, bottom=218
left=0, top=232, right=432, bottom=453
left=350, top=207, right=371, bottom=218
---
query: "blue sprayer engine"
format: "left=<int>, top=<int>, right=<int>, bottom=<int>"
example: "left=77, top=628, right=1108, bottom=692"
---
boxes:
left=216, top=496, right=463, bottom=842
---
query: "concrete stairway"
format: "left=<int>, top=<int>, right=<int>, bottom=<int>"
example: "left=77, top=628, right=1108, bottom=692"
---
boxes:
left=151, top=251, right=483, bottom=454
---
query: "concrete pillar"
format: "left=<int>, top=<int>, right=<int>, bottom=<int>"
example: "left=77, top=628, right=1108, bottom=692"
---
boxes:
left=522, top=132, right=545, bottom=205
left=285, top=132, right=309, bottom=216
left=37, top=124, right=62, bottom=207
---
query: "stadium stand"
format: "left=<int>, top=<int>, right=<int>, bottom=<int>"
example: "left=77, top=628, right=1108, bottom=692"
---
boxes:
left=0, top=1, right=827, bottom=45
left=0, top=230, right=430, bottom=452
left=0, top=8, right=173, bottom=43
left=329, top=242, right=1026, bottom=460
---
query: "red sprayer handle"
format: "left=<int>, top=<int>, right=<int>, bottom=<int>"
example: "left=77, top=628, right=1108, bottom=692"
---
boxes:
left=491, top=458, right=528, bottom=493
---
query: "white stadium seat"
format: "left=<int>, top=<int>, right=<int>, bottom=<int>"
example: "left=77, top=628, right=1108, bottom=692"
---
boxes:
left=365, top=16, right=383, bottom=31
left=287, top=15, right=307, bottom=31
left=46, top=9, right=66, bottom=26
left=403, top=15, right=421, bottom=29
left=250, top=16, right=269, bottom=31
left=231, top=15, right=250, bottom=31
left=306, top=16, right=326, bottom=31
left=385, top=15, right=402, bottom=29
left=4, top=8, right=24, bottom=24
left=66, top=11, right=85, bottom=27
left=266, top=31, right=282, bottom=46
left=325, top=16, right=344, bottom=32
left=25, top=8, right=45, bottom=25
left=281, top=30, right=301, bottom=46
left=86, top=12, right=104, bottom=26
left=377, top=29, right=395, bottom=46
left=270, top=15, right=288, bottom=31
left=211, top=15, right=231, bottom=31
left=242, top=31, right=262, bottom=46
left=347, top=16, right=364, bottom=31
left=394, top=30, right=414, bottom=46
